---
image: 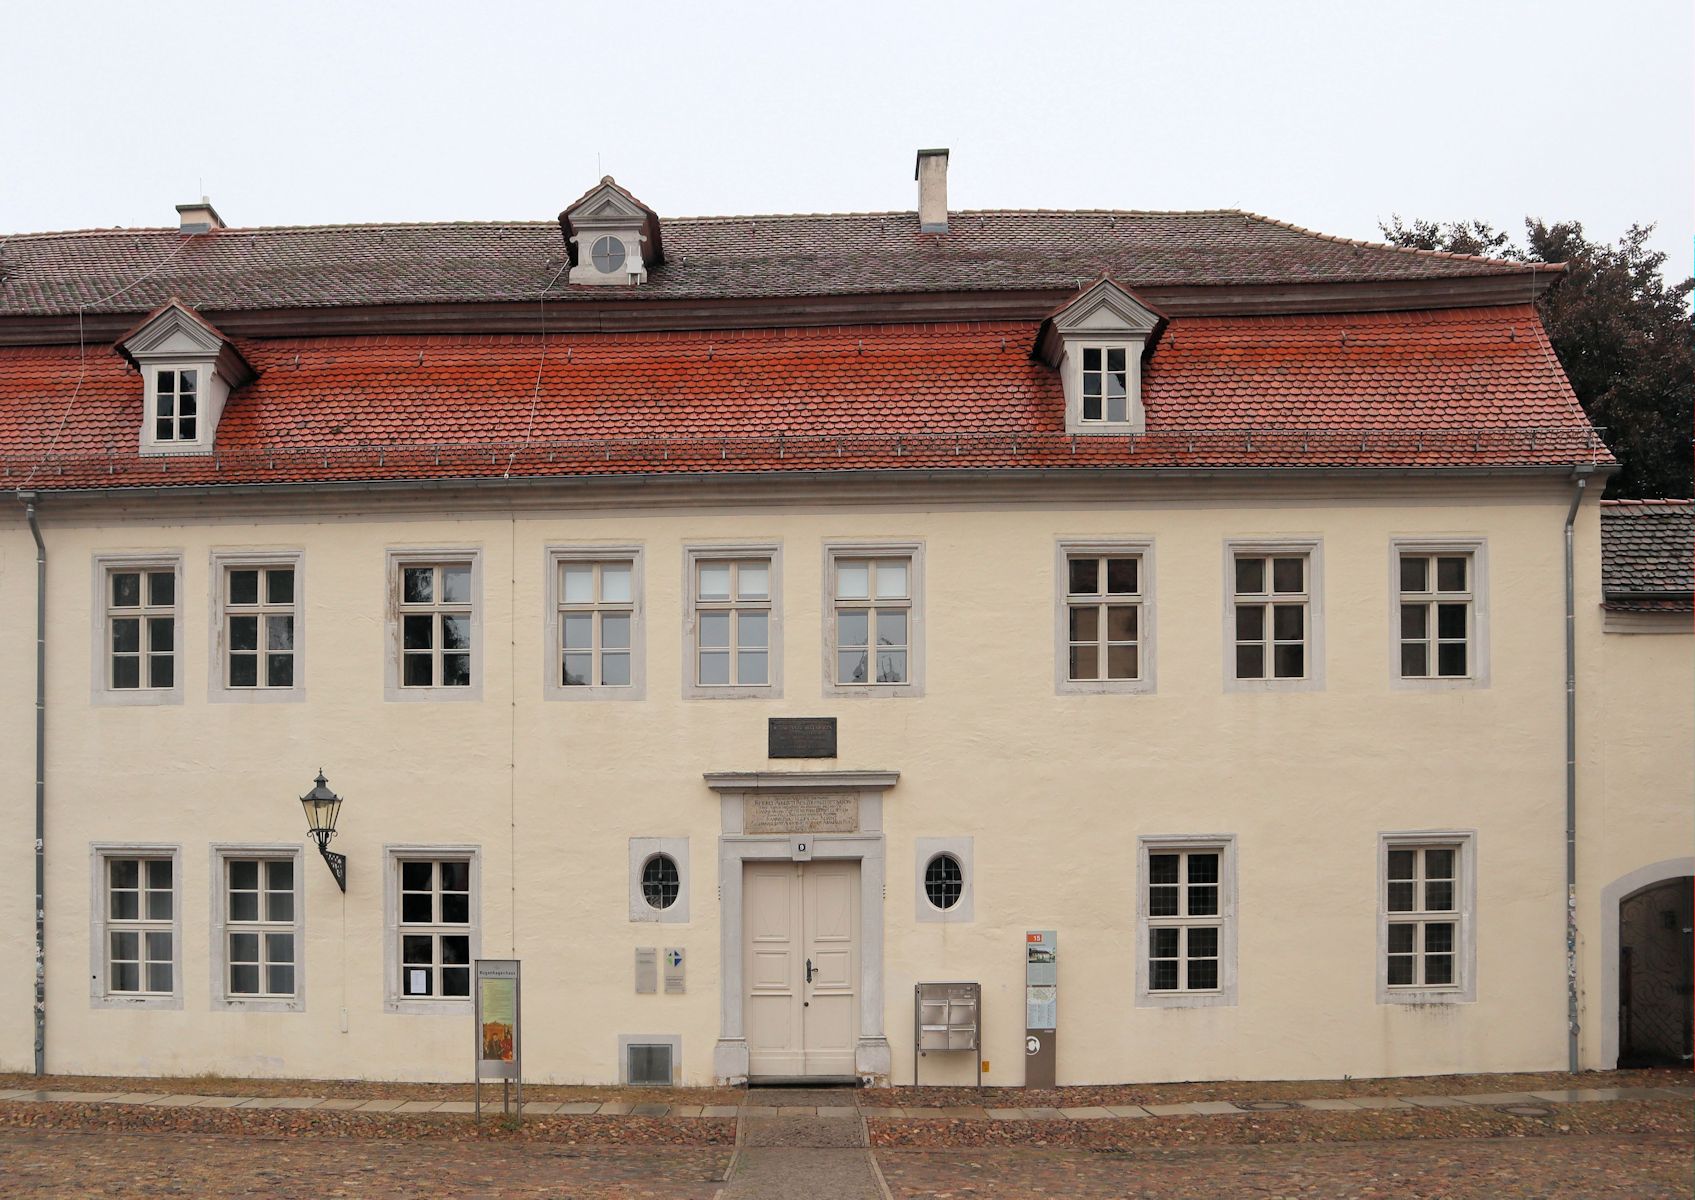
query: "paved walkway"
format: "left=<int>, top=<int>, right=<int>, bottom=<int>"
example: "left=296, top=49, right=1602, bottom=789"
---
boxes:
left=0, top=1082, right=1685, bottom=1122
left=718, top=1089, right=887, bottom=1200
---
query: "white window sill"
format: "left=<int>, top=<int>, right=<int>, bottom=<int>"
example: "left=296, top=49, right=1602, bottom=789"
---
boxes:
left=214, top=997, right=304, bottom=1014
left=91, top=992, right=182, bottom=1011
left=385, top=998, right=473, bottom=1016
left=1380, top=987, right=1470, bottom=1006
left=1136, top=989, right=1235, bottom=1009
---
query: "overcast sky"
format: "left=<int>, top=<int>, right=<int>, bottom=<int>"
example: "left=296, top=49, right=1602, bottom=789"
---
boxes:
left=4, top=0, right=1689, bottom=276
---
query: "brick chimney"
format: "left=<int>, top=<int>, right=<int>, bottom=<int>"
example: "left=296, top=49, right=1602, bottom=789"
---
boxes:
left=915, top=148, right=949, bottom=233
left=175, top=198, right=225, bottom=234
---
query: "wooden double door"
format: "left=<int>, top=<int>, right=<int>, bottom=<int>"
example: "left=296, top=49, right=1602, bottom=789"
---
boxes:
left=744, top=861, right=859, bottom=1077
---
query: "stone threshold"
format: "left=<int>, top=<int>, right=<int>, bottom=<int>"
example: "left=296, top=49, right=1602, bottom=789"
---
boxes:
left=0, top=1085, right=1686, bottom=1121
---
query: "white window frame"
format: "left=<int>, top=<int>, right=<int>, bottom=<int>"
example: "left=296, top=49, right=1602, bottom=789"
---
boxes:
left=682, top=543, right=783, bottom=699
left=1222, top=538, right=1325, bottom=693
left=628, top=836, right=690, bottom=923
left=1389, top=538, right=1490, bottom=690
left=209, top=550, right=305, bottom=703
left=89, top=843, right=182, bottom=1010
left=383, top=845, right=480, bottom=1014
left=915, top=836, right=974, bottom=923
left=150, top=366, right=202, bottom=444
left=383, top=548, right=483, bottom=702
left=1054, top=539, right=1156, bottom=695
left=90, top=554, right=184, bottom=707
left=1135, top=835, right=1237, bottom=1008
left=1061, top=337, right=1147, bottom=434
left=1378, top=831, right=1477, bottom=1004
left=544, top=545, right=645, bottom=701
left=822, top=541, right=924, bottom=698
left=209, top=844, right=305, bottom=1012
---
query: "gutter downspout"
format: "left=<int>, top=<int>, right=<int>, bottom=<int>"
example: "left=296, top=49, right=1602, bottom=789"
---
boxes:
left=1564, top=467, right=1591, bottom=1074
left=19, top=493, right=45, bottom=1077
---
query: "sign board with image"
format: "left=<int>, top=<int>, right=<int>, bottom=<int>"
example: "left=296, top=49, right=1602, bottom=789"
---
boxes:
left=474, top=959, right=522, bottom=1117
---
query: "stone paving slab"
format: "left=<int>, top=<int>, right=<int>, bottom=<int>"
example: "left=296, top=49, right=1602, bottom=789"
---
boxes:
left=355, top=1099, right=407, bottom=1112
left=1059, top=1106, right=1115, bottom=1120
left=522, top=1101, right=564, bottom=1115
left=1403, top=1094, right=1471, bottom=1107
left=1021, top=1106, right=1065, bottom=1120
left=1188, top=1101, right=1247, bottom=1116
left=434, top=1101, right=476, bottom=1113
left=1106, top=1105, right=1152, bottom=1118
left=1298, top=1098, right=1362, bottom=1111
left=596, top=1101, right=634, bottom=1115
left=1143, top=1102, right=1206, bottom=1117
left=1459, top=1092, right=1546, bottom=1105
left=702, top=1105, right=742, bottom=1118
left=395, top=1100, right=443, bottom=1113
left=149, top=1095, right=206, bottom=1107
left=188, top=1096, right=248, bottom=1108
left=558, top=1102, right=602, bottom=1114
left=1347, top=1096, right=1415, bottom=1109
left=671, top=1105, right=704, bottom=1117
left=314, top=1098, right=368, bottom=1110
left=986, top=1107, right=1028, bottom=1120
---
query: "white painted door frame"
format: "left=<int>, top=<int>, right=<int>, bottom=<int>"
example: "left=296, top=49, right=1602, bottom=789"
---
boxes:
left=706, top=771, right=898, bottom=1085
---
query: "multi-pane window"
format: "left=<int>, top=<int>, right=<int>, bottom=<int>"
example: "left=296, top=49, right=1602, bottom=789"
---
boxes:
left=399, top=563, right=473, bottom=688
left=1146, top=850, right=1222, bottom=992
left=559, top=560, right=633, bottom=688
left=1399, top=554, right=1472, bottom=678
left=398, top=859, right=471, bottom=999
left=154, top=369, right=197, bottom=442
left=1066, top=554, right=1141, bottom=681
left=1080, top=347, right=1130, bottom=423
left=694, top=558, right=771, bottom=687
left=924, top=853, right=964, bottom=911
left=834, top=557, right=910, bottom=685
left=106, top=857, right=174, bottom=995
left=225, top=566, right=296, bottom=688
left=226, top=858, right=295, bottom=997
left=1385, top=846, right=1459, bottom=988
left=641, top=854, right=680, bottom=911
left=1233, top=554, right=1308, bottom=680
left=107, top=567, right=176, bottom=690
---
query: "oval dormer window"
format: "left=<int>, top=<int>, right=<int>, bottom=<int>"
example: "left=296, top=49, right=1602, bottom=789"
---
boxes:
left=591, top=236, right=627, bottom=275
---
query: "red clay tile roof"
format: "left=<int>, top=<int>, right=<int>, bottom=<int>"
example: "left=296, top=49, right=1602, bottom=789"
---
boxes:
left=0, top=305, right=1608, bottom=492
left=1601, top=500, right=1694, bottom=612
left=0, top=210, right=1547, bottom=318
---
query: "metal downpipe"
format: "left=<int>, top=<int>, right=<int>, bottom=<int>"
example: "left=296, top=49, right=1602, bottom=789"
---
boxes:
left=20, top=493, right=46, bottom=1076
left=1563, top=469, right=1590, bottom=1074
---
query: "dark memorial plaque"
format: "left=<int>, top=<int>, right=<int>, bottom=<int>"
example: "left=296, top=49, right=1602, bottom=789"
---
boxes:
left=768, top=717, right=838, bottom=759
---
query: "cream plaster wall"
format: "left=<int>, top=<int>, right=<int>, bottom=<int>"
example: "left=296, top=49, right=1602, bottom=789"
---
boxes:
left=0, top=480, right=1674, bottom=1087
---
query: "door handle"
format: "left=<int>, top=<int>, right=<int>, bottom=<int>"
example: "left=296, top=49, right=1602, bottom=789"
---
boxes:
left=805, top=958, right=816, bottom=983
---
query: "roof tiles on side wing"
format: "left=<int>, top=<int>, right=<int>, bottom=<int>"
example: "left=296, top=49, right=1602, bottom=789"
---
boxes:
left=1600, top=500, right=1695, bottom=603
left=0, top=210, right=1542, bottom=318
left=0, top=306, right=1610, bottom=491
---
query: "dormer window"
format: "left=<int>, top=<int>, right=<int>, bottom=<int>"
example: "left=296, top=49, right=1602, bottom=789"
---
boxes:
left=116, top=300, right=253, bottom=456
left=1034, top=278, right=1166, bottom=435
left=559, top=176, right=665, bottom=287
left=153, top=368, right=198, bottom=442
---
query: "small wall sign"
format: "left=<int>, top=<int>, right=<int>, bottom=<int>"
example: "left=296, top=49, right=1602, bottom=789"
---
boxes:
left=768, top=717, right=838, bottom=759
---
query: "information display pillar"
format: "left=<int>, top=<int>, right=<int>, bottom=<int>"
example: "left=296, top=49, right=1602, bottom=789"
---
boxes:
left=1023, top=930, right=1056, bottom=1088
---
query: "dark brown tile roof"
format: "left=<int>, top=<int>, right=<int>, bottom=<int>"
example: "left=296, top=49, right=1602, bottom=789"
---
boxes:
left=1601, top=500, right=1694, bottom=611
left=0, top=209, right=1542, bottom=318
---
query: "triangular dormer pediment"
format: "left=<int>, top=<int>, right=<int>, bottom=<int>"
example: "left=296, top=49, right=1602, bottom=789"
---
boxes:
left=115, top=300, right=251, bottom=456
left=1035, top=278, right=1165, bottom=435
left=558, top=177, right=665, bottom=286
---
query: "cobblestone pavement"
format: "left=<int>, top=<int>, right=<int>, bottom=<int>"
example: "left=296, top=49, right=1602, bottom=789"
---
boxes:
left=875, top=1134, right=1694, bottom=1198
left=0, top=1129, right=734, bottom=1199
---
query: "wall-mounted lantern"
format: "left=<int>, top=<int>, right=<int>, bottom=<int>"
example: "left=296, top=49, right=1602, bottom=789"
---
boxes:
left=299, top=770, right=347, bottom=892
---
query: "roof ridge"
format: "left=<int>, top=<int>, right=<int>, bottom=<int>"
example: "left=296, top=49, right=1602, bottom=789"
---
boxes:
left=1601, top=498, right=1695, bottom=507
left=1235, top=211, right=1556, bottom=274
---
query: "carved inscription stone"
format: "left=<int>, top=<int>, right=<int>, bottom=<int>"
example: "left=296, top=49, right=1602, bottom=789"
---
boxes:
left=745, top=793, right=859, bottom=835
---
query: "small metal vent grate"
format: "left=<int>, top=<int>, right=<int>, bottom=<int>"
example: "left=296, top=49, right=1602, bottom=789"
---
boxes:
left=627, top=1043, right=673, bottom=1086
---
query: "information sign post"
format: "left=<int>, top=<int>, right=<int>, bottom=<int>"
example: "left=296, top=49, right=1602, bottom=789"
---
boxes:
left=1024, top=930, right=1057, bottom=1089
left=474, top=959, right=522, bottom=1119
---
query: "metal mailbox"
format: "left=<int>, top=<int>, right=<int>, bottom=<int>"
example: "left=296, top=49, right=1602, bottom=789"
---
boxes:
left=914, top=981, right=982, bottom=1087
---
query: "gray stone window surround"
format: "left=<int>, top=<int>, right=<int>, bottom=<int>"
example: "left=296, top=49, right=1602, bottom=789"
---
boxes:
left=382, top=547, right=484, bottom=702
left=1387, top=537, right=1490, bottom=690
left=821, top=540, right=925, bottom=699
left=704, top=770, right=898, bottom=1085
left=617, top=1033, right=682, bottom=1085
left=915, top=836, right=974, bottom=923
left=1598, top=857, right=1695, bottom=1066
left=208, top=843, right=306, bottom=1013
left=1134, top=834, right=1238, bottom=1008
left=207, top=549, right=306, bottom=704
left=89, top=842, right=184, bottom=1011
left=1376, top=830, right=1477, bottom=1005
left=681, top=542, right=784, bottom=700
left=543, top=544, right=647, bottom=701
left=629, top=836, right=689, bottom=923
left=1221, top=536, right=1326, bottom=693
left=90, top=552, right=185, bottom=707
left=382, top=844, right=481, bottom=1015
left=1054, top=538, right=1157, bottom=696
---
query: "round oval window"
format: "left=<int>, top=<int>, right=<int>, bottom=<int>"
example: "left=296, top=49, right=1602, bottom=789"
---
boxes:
left=591, top=235, right=627, bottom=274
left=641, top=853, right=680, bottom=910
left=924, top=853, right=964, bottom=910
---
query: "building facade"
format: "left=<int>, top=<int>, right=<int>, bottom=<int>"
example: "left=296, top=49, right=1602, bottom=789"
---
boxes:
left=0, top=155, right=1688, bottom=1086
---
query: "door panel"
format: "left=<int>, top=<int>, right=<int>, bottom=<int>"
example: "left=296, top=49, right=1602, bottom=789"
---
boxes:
left=744, top=860, right=860, bottom=1077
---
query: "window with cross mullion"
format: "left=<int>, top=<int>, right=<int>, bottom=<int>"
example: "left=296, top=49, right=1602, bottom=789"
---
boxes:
left=1080, top=346, right=1130, bottom=423
left=695, top=559, right=771, bottom=687
left=1147, top=850, right=1222, bottom=992
left=1385, top=846, right=1459, bottom=988
left=107, top=567, right=176, bottom=690
left=154, top=368, right=198, bottom=442
left=226, top=565, right=296, bottom=688
left=1066, top=554, right=1141, bottom=680
left=1233, top=554, right=1308, bottom=680
left=226, top=858, right=296, bottom=998
left=834, top=557, right=910, bottom=685
left=560, top=560, right=634, bottom=688
left=399, top=859, right=471, bottom=999
left=400, top=563, right=473, bottom=688
left=1399, top=554, right=1472, bottom=678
